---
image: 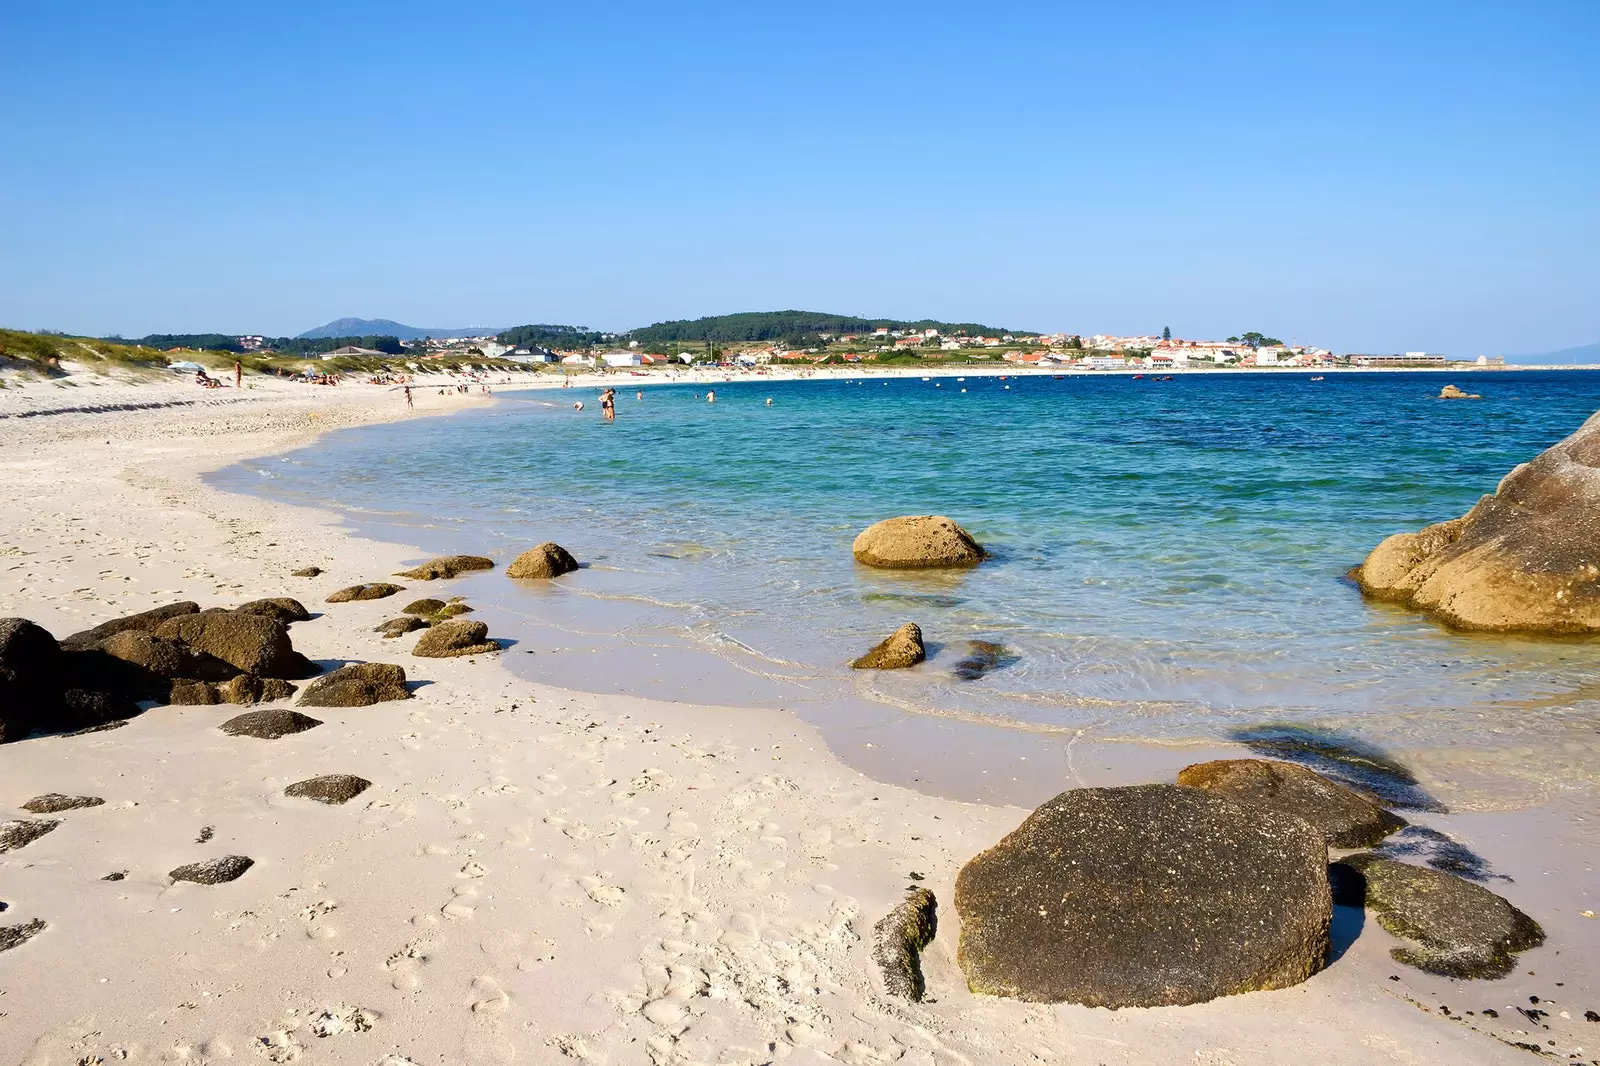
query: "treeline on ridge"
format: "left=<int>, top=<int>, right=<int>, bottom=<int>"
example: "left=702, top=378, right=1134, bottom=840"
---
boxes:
left=624, top=310, right=1031, bottom=345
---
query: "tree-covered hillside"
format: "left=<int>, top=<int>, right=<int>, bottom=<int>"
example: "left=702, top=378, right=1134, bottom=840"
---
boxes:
left=496, top=324, right=610, bottom=349
left=626, top=310, right=1031, bottom=345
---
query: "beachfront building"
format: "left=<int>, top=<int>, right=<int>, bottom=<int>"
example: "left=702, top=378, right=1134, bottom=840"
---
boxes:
left=1350, top=352, right=1447, bottom=367
left=601, top=350, right=642, bottom=367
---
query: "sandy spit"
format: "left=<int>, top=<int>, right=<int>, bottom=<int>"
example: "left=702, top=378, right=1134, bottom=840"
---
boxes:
left=0, top=367, right=1579, bottom=1065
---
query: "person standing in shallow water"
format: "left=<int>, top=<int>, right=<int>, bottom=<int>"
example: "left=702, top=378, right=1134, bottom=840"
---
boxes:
left=601, top=388, right=616, bottom=421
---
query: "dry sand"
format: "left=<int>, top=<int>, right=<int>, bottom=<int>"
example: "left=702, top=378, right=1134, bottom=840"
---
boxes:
left=1, top=367, right=1594, bottom=1065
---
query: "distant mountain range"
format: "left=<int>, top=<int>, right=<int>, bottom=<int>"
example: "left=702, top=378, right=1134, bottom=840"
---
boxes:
left=296, top=318, right=501, bottom=341
left=1505, top=340, right=1600, bottom=365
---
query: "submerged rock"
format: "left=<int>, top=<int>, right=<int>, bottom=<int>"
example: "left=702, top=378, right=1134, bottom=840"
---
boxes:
left=413, top=619, right=498, bottom=658
left=853, top=516, right=985, bottom=569
left=298, top=663, right=410, bottom=708
left=284, top=774, right=373, bottom=805
left=1330, top=854, right=1543, bottom=979
left=326, top=583, right=405, bottom=603
left=155, top=612, right=317, bottom=679
left=506, top=542, right=579, bottom=579
left=952, top=640, right=1017, bottom=681
left=395, top=555, right=494, bottom=580
left=873, top=887, right=938, bottom=1001
left=220, top=708, right=323, bottom=739
left=21, top=794, right=104, bottom=814
left=954, top=784, right=1331, bottom=1007
left=375, top=616, right=429, bottom=638
left=1228, top=725, right=1444, bottom=812
left=851, top=623, right=926, bottom=669
left=1176, top=758, right=1405, bottom=848
left=0, top=819, right=61, bottom=854
left=170, top=855, right=254, bottom=885
left=0, top=918, right=46, bottom=953
left=233, top=597, right=312, bottom=623
left=1352, top=411, right=1600, bottom=633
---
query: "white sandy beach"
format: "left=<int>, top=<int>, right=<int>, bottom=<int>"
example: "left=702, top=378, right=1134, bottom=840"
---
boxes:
left=2, top=367, right=1596, bottom=1065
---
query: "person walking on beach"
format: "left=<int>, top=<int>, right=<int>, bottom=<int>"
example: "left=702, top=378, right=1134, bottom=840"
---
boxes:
left=233, top=360, right=242, bottom=390
left=404, top=385, right=413, bottom=409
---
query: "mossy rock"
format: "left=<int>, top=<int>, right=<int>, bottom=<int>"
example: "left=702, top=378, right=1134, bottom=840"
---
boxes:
left=297, top=663, right=410, bottom=708
left=394, top=555, right=494, bottom=580
left=413, top=619, right=498, bottom=658
left=1177, top=758, right=1406, bottom=848
left=284, top=774, right=373, bottom=805
left=326, top=583, right=404, bottom=603
left=851, top=623, right=925, bottom=669
left=506, top=542, right=578, bottom=579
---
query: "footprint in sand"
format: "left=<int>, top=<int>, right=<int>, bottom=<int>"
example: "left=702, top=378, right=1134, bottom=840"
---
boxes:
left=443, top=885, right=478, bottom=921
left=384, top=942, right=429, bottom=991
left=544, top=814, right=592, bottom=842
left=299, top=899, right=338, bottom=940
left=580, top=877, right=625, bottom=907
left=459, top=861, right=487, bottom=878
left=470, top=975, right=510, bottom=1014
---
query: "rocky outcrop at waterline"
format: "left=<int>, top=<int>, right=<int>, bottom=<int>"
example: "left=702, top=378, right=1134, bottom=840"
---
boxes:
left=506, top=542, right=579, bottom=579
left=413, top=619, right=498, bottom=658
left=394, top=555, right=493, bottom=580
left=1351, top=410, right=1600, bottom=633
left=954, top=784, right=1331, bottom=1007
left=851, top=623, right=925, bottom=669
left=852, top=516, right=985, bottom=569
left=1177, top=758, right=1405, bottom=848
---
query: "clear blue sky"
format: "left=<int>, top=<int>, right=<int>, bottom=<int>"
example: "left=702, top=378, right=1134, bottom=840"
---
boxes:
left=2, top=1, right=1595, bottom=354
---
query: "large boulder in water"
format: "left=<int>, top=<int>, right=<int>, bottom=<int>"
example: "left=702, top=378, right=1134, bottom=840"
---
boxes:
left=506, top=543, right=578, bottom=579
left=298, top=663, right=410, bottom=707
left=413, top=619, right=498, bottom=658
left=853, top=516, right=985, bottom=569
left=850, top=623, right=925, bottom=669
left=1352, top=411, right=1600, bottom=633
left=394, top=555, right=493, bottom=580
left=954, top=784, right=1331, bottom=1007
left=1177, top=758, right=1406, bottom=848
left=155, top=612, right=317, bottom=679
left=1331, top=853, right=1544, bottom=978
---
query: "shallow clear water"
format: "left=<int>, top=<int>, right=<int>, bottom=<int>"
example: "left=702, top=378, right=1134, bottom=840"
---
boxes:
left=215, top=370, right=1600, bottom=800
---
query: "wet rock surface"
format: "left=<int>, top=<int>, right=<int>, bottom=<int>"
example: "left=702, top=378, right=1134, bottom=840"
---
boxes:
left=955, top=784, right=1331, bottom=1007
left=1176, top=758, right=1406, bottom=848
left=853, top=515, right=986, bottom=569
left=952, top=640, right=1018, bottom=681
left=394, top=554, right=493, bottom=580
left=413, top=619, right=498, bottom=658
left=1330, top=853, right=1544, bottom=979
left=285, top=774, right=373, bottom=805
left=220, top=708, right=323, bottom=739
left=851, top=623, right=926, bottom=669
left=21, top=794, right=104, bottom=814
left=506, top=542, right=579, bottom=579
left=298, top=663, right=410, bottom=707
left=0, top=819, right=61, bottom=853
left=326, top=583, right=405, bottom=603
left=169, top=855, right=254, bottom=885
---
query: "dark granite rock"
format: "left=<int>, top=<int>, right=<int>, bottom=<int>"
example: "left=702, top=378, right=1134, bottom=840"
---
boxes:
left=1177, top=758, right=1406, bottom=848
left=1331, top=854, right=1544, bottom=979
left=291, top=566, right=324, bottom=577
left=0, top=918, right=46, bottom=952
left=326, top=583, right=404, bottom=603
left=873, top=887, right=938, bottom=1001
left=375, top=616, right=429, bottom=638
left=394, top=555, right=493, bottom=580
left=169, top=855, right=254, bottom=885
left=155, top=612, right=317, bottom=679
left=297, top=663, right=410, bottom=708
left=220, top=709, right=323, bottom=739
left=401, top=598, right=447, bottom=616
left=0, top=819, right=61, bottom=854
left=284, top=774, right=373, bottom=805
left=59, top=601, right=200, bottom=649
left=412, top=619, right=498, bottom=658
left=955, top=784, right=1331, bottom=1007
left=0, top=617, right=61, bottom=741
left=851, top=623, right=926, bottom=670
left=21, top=794, right=104, bottom=814
left=952, top=640, right=1017, bottom=681
left=233, top=597, right=312, bottom=623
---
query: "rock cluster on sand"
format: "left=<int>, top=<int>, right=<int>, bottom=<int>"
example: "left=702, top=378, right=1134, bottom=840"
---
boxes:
left=506, top=542, right=579, bottom=579
left=0, top=819, right=60, bottom=854
left=297, top=663, right=410, bottom=707
left=2, top=617, right=152, bottom=741
left=220, top=709, right=323, bottom=739
left=394, top=555, right=494, bottom=580
left=872, top=888, right=938, bottom=1001
left=0, top=918, right=46, bottom=953
left=851, top=623, right=926, bottom=669
left=1331, top=853, right=1544, bottom=978
left=401, top=598, right=473, bottom=623
left=954, top=784, right=1330, bottom=1007
left=326, top=583, right=404, bottom=603
left=21, top=794, right=104, bottom=814
left=853, top=516, right=986, bottom=569
left=58, top=601, right=201, bottom=648
left=413, top=618, right=498, bottom=657
left=1438, top=384, right=1481, bottom=399
left=169, top=675, right=298, bottom=706
left=1177, top=758, right=1406, bottom=848
left=169, top=855, right=254, bottom=885
left=155, top=611, right=317, bottom=679
left=284, top=774, right=372, bottom=805
left=1352, top=411, right=1600, bottom=632
left=375, top=616, right=428, bottom=638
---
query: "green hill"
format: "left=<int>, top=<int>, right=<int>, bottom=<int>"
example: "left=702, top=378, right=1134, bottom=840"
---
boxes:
left=624, top=310, right=1033, bottom=345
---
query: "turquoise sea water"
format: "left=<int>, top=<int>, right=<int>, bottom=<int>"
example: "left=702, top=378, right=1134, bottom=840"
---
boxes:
left=215, top=370, right=1600, bottom=799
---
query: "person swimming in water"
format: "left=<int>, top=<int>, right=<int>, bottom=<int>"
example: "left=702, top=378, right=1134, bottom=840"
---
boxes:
left=706, top=390, right=716, bottom=403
